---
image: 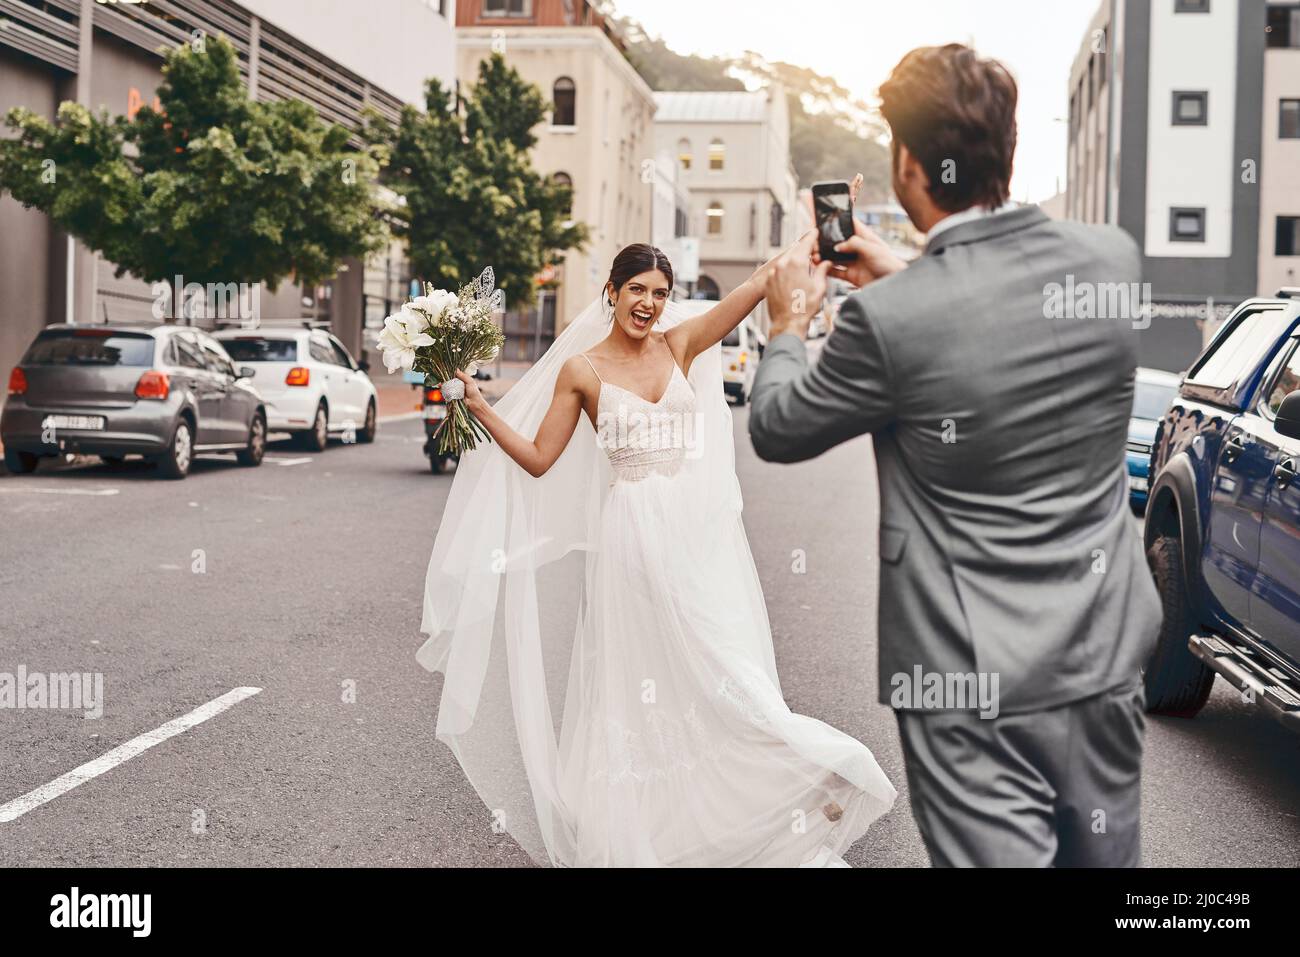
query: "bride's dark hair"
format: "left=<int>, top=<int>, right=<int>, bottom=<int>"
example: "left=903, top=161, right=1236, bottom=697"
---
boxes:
left=604, top=243, right=674, bottom=308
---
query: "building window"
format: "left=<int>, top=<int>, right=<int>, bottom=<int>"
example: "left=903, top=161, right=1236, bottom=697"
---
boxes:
left=769, top=203, right=784, bottom=247
left=1267, top=5, right=1300, bottom=47
left=1174, top=0, right=1208, bottom=11
left=1282, top=99, right=1300, bottom=139
left=483, top=0, right=530, bottom=16
left=708, top=139, right=725, bottom=171
left=552, top=172, right=573, bottom=217
left=677, top=138, right=692, bottom=171
left=1170, top=207, right=1206, bottom=242
left=1172, top=91, right=1208, bottom=126
left=552, top=77, right=575, bottom=127
left=706, top=201, right=724, bottom=236
left=674, top=206, right=687, bottom=238
left=694, top=275, right=720, bottom=301
left=1278, top=216, right=1300, bottom=256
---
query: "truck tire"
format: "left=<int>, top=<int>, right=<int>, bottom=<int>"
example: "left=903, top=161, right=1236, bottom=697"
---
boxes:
left=1144, top=533, right=1216, bottom=717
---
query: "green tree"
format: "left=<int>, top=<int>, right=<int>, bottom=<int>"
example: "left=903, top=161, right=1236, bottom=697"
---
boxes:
left=368, top=54, right=587, bottom=311
left=0, top=34, right=387, bottom=314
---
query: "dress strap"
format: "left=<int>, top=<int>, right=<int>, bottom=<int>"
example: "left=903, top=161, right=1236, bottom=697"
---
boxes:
left=580, top=353, right=603, bottom=383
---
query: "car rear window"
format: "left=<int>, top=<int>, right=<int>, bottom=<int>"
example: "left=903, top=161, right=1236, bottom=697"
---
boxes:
left=221, top=337, right=299, bottom=362
left=1187, top=307, right=1291, bottom=389
left=23, top=330, right=154, bottom=367
left=1132, top=381, right=1177, bottom=420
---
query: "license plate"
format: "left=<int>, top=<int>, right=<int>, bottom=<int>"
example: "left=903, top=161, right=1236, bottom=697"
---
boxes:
left=42, top=414, right=105, bottom=431
left=1128, top=474, right=1148, bottom=492
left=425, top=406, right=447, bottom=420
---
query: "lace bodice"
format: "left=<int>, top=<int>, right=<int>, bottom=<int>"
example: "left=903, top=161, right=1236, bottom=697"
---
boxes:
left=585, top=356, right=697, bottom=483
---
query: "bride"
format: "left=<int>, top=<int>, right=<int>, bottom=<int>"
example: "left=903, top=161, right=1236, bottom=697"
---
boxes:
left=416, top=237, right=896, bottom=867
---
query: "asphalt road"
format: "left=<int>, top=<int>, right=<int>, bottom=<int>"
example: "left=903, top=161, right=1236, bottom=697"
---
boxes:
left=1, top=398, right=1298, bottom=867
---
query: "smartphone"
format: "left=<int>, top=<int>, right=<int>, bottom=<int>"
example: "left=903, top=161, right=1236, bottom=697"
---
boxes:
left=811, top=181, right=855, bottom=263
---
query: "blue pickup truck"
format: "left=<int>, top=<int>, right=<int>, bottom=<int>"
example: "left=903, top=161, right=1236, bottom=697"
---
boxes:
left=1143, top=289, right=1300, bottom=728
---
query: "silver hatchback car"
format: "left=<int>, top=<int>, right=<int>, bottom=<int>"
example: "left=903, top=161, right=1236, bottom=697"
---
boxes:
left=2, top=324, right=267, bottom=479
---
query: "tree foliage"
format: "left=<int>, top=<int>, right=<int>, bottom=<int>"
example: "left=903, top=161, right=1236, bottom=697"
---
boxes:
left=368, top=53, right=587, bottom=311
left=0, top=34, right=387, bottom=296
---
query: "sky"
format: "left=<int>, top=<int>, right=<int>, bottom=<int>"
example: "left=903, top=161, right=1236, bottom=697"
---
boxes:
left=614, top=0, right=1103, bottom=203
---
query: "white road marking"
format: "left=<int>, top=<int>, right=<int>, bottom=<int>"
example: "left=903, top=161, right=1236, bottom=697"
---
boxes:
left=0, top=486, right=119, bottom=496
left=0, top=686, right=262, bottom=823
left=378, top=411, right=423, bottom=424
left=266, top=456, right=312, bottom=467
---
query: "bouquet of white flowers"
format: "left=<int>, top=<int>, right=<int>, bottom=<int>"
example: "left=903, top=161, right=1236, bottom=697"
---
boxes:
left=377, top=268, right=505, bottom=455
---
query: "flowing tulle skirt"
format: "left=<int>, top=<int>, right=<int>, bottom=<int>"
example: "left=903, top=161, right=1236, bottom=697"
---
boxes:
left=553, top=471, right=897, bottom=867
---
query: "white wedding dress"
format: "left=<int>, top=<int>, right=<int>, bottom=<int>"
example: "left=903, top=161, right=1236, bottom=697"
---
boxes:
left=417, top=297, right=895, bottom=867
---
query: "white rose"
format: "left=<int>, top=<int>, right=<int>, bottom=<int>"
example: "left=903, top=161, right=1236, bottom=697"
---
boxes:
left=409, top=289, right=458, bottom=326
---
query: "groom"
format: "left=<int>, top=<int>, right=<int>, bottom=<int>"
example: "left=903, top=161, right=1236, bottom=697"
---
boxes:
left=750, top=44, right=1162, bottom=867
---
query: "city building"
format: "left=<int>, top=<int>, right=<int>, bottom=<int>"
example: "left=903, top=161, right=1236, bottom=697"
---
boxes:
left=648, top=141, right=697, bottom=300
left=653, top=89, right=799, bottom=330
left=1065, top=0, right=1300, bottom=373
left=456, top=0, right=658, bottom=358
left=0, top=0, right=456, bottom=379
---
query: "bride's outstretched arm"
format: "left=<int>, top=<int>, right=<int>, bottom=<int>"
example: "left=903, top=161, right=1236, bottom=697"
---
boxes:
left=455, top=358, right=585, bottom=478
left=665, top=230, right=815, bottom=369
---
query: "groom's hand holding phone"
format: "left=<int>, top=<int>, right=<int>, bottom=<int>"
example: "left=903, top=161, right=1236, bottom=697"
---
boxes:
left=765, top=229, right=833, bottom=341
left=814, top=216, right=909, bottom=289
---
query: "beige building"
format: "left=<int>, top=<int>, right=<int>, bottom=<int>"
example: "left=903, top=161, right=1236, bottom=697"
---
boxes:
left=653, top=89, right=798, bottom=329
left=457, top=26, right=657, bottom=354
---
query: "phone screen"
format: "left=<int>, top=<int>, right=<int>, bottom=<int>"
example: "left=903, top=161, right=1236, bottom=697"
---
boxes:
left=813, top=182, right=854, bottom=262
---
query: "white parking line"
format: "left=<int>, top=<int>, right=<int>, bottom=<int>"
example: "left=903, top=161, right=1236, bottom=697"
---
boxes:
left=378, top=411, right=423, bottom=424
left=0, top=487, right=120, bottom=496
left=265, top=456, right=312, bottom=467
left=0, top=686, right=262, bottom=823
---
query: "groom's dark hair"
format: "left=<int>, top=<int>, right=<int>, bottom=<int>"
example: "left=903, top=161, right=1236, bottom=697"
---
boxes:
left=878, top=44, right=1018, bottom=212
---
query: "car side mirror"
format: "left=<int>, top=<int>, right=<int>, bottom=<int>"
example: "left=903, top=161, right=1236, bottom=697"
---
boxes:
left=237, top=366, right=255, bottom=379
left=1277, top=390, right=1300, bottom=440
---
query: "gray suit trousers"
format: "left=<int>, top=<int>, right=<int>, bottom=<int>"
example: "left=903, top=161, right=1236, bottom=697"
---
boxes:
left=894, top=680, right=1147, bottom=867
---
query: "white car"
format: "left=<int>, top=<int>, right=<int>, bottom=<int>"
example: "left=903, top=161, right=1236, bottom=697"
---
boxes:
left=721, top=317, right=764, bottom=405
left=214, top=326, right=377, bottom=450
left=675, top=300, right=763, bottom=404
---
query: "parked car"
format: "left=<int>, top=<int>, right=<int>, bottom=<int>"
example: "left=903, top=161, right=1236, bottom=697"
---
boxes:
left=720, top=318, right=764, bottom=405
left=214, top=325, right=377, bottom=451
left=1143, top=288, right=1300, bottom=730
left=2, top=323, right=266, bottom=479
left=1126, top=367, right=1182, bottom=514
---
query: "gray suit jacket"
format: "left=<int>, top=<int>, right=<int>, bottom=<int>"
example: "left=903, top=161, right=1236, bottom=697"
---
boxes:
left=749, top=205, right=1161, bottom=714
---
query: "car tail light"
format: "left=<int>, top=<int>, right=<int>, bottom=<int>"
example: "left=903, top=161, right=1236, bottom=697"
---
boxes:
left=739, top=351, right=748, bottom=369
left=426, top=387, right=443, bottom=403
left=135, top=370, right=170, bottom=400
left=285, top=367, right=310, bottom=387
left=8, top=367, right=27, bottom=395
